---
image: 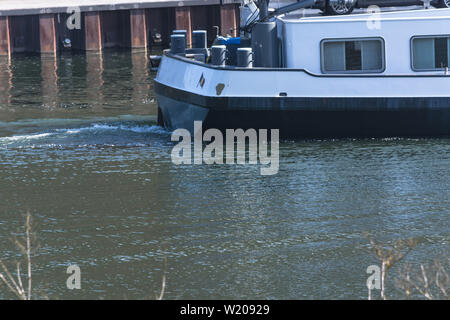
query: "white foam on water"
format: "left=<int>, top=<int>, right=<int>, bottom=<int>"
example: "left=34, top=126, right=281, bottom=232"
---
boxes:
left=0, top=115, right=156, bottom=129
left=59, top=123, right=169, bottom=135
left=0, top=132, right=54, bottom=143
left=0, top=122, right=169, bottom=147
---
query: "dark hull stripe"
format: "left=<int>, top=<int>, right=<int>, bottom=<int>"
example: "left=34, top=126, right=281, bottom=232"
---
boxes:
left=155, top=82, right=450, bottom=138
left=154, top=81, right=450, bottom=112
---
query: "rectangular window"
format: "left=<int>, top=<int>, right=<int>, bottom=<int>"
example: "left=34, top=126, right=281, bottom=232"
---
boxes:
left=412, top=36, right=450, bottom=71
left=321, top=38, right=384, bottom=73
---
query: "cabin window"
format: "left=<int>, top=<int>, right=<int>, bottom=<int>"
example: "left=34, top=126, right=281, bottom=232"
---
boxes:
left=321, top=38, right=384, bottom=73
left=412, top=36, right=450, bottom=71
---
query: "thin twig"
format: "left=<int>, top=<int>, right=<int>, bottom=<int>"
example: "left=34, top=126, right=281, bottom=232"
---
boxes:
left=157, top=256, right=167, bottom=300
left=26, top=213, right=32, bottom=300
left=0, top=213, right=33, bottom=300
left=16, top=262, right=25, bottom=297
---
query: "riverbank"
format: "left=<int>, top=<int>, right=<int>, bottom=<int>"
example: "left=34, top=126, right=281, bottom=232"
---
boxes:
left=0, top=0, right=240, bottom=55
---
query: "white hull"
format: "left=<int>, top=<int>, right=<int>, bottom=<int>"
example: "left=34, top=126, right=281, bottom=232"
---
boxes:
left=155, top=55, right=450, bottom=137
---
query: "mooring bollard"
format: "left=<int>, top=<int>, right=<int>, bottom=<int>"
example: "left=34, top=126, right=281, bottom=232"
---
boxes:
left=236, top=47, right=253, bottom=68
left=170, top=34, right=186, bottom=55
left=172, top=30, right=188, bottom=49
left=211, top=45, right=227, bottom=66
left=192, top=30, right=207, bottom=49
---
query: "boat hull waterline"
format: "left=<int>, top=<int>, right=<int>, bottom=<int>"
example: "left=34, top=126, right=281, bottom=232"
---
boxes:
left=155, top=55, right=450, bottom=138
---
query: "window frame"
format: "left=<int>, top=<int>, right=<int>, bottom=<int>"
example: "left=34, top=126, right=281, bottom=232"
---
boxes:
left=320, top=37, right=386, bottom=74
left=410, top=35, right=450, bottom=72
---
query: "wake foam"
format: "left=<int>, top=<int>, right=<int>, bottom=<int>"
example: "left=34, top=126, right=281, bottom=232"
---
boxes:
left=0, top=122, right=169, bottom=146
left=59, top=123, right=168, bottom=135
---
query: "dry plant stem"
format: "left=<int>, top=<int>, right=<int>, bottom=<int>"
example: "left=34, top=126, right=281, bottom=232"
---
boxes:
left=0, top=213, right=32, bottom=300
left=420, top=264, right=432, bottom=299
left=26, top=214, right=32, bottom=300
left=17, top=263, right=24, bottom=296
left=157, top=256, right=167, bottom=300
left=367, top=236, right=416, bottom=300
left=381, top=261, right=386, bottom=300
left=0, top=261, right=25, bottom=299
left=435, top=261, right=448, bottom=298
left=398, top=258, right=449, bottom=300
left=157, top=273, right=166, bottom=300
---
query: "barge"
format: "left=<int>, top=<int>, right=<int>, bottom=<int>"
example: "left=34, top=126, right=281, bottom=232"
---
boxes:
left=155, top=1, right=450, bottom=138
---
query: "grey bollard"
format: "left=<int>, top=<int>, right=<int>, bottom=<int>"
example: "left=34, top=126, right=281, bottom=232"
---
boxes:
left=236, top=47, right=253, bottom=68
left=192, top=30, right=207, bottom=49
left=170, top=34, right=186, bottom=55
left=173, top=30, right=188, bottom=48
left=211, top=45, right=227, bottom=66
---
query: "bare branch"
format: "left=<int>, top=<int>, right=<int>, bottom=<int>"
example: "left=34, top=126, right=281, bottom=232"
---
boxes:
left=366, top=235, right=416, bottom=300
left=0, top=213, right=34, bottom=300
left=25, top=213, right=32, bottom=300
left=156, top=256, right=167, bottom=300
left=397, top=253, right=449, bottom=300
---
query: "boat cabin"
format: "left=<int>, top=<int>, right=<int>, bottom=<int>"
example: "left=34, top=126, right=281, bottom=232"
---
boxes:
left=281, top=8, right=450, bottom=74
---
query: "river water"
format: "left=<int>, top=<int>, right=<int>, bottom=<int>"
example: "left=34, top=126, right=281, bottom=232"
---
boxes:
left=0, top=51, right=448, bottom=300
